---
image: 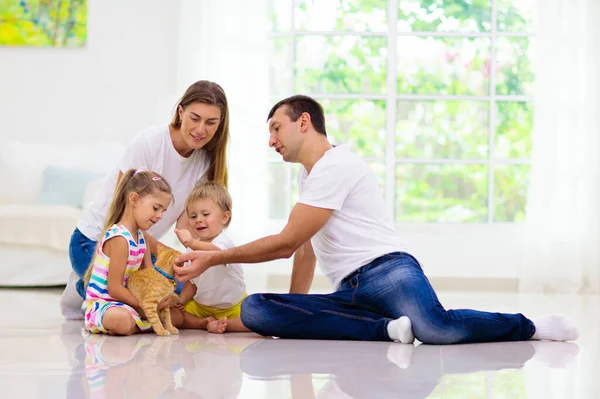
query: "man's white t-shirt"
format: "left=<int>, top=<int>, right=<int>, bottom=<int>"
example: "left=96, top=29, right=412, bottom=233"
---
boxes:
left=78, top=125, right=210, bottom=241
left=190, top=232, right=246, bottom=309
left=297, top=144, right=407, bottom=289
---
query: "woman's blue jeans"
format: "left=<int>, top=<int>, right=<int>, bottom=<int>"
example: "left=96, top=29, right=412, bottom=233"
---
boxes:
left=240, top=252, right=535, bottom=344
left=68, top=228, right=184, bottom=299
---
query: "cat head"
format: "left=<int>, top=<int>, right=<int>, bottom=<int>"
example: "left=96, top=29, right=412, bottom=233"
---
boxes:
left=156, top=245, right=184, bottom=271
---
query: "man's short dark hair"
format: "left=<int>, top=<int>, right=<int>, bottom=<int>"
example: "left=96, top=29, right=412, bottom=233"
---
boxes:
left=267, top=95, right=327, bottom=136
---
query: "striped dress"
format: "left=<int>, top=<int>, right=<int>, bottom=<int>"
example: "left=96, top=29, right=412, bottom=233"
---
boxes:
left=84, top=224, right=152, bottom=333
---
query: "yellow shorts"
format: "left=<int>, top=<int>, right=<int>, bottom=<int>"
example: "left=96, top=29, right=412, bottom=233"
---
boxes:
left=184, top=295, right=247, bottom=320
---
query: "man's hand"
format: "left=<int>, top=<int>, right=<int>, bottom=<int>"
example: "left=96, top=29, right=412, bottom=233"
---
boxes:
left=173, top=251, right=216, bottom=281
left=174, top=228, right=194, bottom=248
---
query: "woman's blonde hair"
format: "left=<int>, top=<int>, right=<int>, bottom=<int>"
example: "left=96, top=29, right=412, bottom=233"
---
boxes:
left=185, top=181, right=233, bottom=228
left=83, top=169, right=172, bottom=287
left=171, top=80, right=230, bottom=188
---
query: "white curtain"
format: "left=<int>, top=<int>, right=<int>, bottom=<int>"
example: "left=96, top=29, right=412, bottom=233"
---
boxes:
left=520, top=0, right=600, bottom=294
left=174, top=0, right=270, bottom=244
left=162, top=0, right=271, bottom=290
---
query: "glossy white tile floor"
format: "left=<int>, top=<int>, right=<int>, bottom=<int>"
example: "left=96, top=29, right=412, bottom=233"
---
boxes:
left=0, top=288, right=598, bottom=399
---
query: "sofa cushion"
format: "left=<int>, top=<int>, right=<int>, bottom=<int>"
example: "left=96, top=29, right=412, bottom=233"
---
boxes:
left=0, top=205, right=81, bottom=251
left=0, top=141, right=124, bottom=205
left=40, top=166, right=103, bottom=208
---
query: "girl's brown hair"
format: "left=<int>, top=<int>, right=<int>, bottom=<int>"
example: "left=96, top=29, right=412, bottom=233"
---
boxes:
left=83, top=169, right=172, bottom=287
left=171, top=80, right=230, bottom=188
left=185, top=181, right=233, bottom=228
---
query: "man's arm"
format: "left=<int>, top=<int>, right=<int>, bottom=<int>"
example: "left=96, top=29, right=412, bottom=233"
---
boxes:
left=173, top=204, right=333, bottom=281
left=289, top=240, right=316, bottom=294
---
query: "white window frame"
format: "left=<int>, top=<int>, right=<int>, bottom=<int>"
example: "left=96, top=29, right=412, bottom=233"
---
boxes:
left=268, top=0, right=535, bottom=224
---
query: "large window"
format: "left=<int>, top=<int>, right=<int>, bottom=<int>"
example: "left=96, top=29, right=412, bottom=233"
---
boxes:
left=267, top=0, right=535, bottom=223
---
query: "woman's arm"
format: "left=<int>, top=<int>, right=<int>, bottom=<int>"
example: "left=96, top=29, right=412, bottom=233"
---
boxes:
left=105, top=237, right=141, bottom=309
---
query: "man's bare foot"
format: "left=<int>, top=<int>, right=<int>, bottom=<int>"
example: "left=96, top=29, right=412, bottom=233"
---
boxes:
left=207, top=317, right=227, bottom=334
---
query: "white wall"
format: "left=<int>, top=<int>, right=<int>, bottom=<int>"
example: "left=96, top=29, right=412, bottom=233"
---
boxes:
left=0, top=0, right=525, bottom=290
left=0, top=0, right=179, bottom=145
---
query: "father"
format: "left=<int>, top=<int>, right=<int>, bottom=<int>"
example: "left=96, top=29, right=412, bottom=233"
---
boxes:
left=174, top=95, right=578, bottom=344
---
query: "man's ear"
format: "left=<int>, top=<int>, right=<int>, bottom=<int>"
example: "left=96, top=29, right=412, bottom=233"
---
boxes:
left=299, top=112, right=311, bottom=133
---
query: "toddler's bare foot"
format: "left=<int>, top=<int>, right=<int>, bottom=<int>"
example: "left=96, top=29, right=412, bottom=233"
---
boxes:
left=207, top=317, right=227, bottom=334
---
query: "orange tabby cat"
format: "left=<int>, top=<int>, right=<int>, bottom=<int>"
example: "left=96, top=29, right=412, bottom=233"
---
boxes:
left=127, top=245, right=181, bottom=336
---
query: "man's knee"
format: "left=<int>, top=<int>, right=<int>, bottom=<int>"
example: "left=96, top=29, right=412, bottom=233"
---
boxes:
left=412, top=318, right=463, bottom=345
left=240, top=294, right=269, bottom=333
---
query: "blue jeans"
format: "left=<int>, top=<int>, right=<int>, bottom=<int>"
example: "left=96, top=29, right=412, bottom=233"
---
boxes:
left=68, top=228, right=184, bottom=299
left=240, top=252, right=536, bottom=344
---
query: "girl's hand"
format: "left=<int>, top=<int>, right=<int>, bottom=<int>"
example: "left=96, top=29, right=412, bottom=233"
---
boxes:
left=174, top=229, right=194, bottom=248
left=158, top=295, right=172, bottom=310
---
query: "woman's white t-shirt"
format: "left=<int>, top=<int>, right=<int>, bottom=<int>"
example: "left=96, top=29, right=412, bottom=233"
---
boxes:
left=297, top=144, right=407, bottom=289
left=77, top=125, right=210, bottom=241
left=190, top=232, right=246, bottom=309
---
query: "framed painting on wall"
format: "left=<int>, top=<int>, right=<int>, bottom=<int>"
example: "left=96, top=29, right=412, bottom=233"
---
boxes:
left=0, top=0, right=87, bottom=47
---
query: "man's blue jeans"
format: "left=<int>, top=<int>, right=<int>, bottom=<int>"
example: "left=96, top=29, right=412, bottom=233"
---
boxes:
left=68, top=228, right=184, bottom=298
left=240, top=252, right=536, bottom=344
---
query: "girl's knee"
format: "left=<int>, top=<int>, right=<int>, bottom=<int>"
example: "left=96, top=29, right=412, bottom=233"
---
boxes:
left=102, top=308, right=137, bottom=336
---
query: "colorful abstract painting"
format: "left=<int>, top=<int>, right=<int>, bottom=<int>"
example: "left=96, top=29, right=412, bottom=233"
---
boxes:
left=0, top=0, right=87, bottom=47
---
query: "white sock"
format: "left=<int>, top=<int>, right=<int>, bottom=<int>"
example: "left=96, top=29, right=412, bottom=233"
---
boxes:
left=387, top=316, right=415, bottom=344
left=60, top=271, right=84, bottom=320
left=531, top=314, right=579, bottom=341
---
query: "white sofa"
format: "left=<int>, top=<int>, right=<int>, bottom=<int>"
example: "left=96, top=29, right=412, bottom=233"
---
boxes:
left=0, top=141, right=124, bottom=286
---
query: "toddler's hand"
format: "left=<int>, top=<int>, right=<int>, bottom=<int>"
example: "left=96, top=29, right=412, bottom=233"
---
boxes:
left=174, top=228, right=194, bottom=247
left=174, top=301, right=186, bottom=314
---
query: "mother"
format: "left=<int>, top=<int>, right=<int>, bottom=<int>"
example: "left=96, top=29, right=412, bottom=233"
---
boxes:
left=60, top=80, right=230, bottom=319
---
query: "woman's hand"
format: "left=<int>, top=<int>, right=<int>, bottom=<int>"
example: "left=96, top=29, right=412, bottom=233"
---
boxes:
left=173, top=251, right=215, bottom=282
left=174, top=228, right=194, bottom=248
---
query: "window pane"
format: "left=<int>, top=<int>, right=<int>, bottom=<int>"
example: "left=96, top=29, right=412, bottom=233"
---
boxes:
left=268, top=162, right=291, bottom=219
left=497, top=0, right=536, bottom=32
left=290, top=163, right=301, bottom=206
left=495, top=37, right=535, bottom=95
left=296, top=35, right=387, bottom=94
left=295, top=0, right=387, bottom=32
left=269, top=38, right=292, bottom=96
left=494, top=164, right=530, bottom=222
left=268, top=0, right=292, bottom=31
left=319, top=99, right=386, bottom=159
left=369, top=162, right=386, bottom=194
left=396, top=164, right=488, bottom=222
left=398, top=0, right=491, bottom=32
left=398, top=37, right=490, bottom=96
left=397, top=100, right=489, bottom=159
left=495, top=101, right=533, bottom=159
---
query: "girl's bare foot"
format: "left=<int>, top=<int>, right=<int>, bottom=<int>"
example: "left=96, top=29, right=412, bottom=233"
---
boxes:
left=207, top=317, right=227, bottom=334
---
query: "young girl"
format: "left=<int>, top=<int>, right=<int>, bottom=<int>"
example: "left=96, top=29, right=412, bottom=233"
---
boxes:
left=83, top=169, right=173, bottom=335
left=171, top=182, right=249, bottom=334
